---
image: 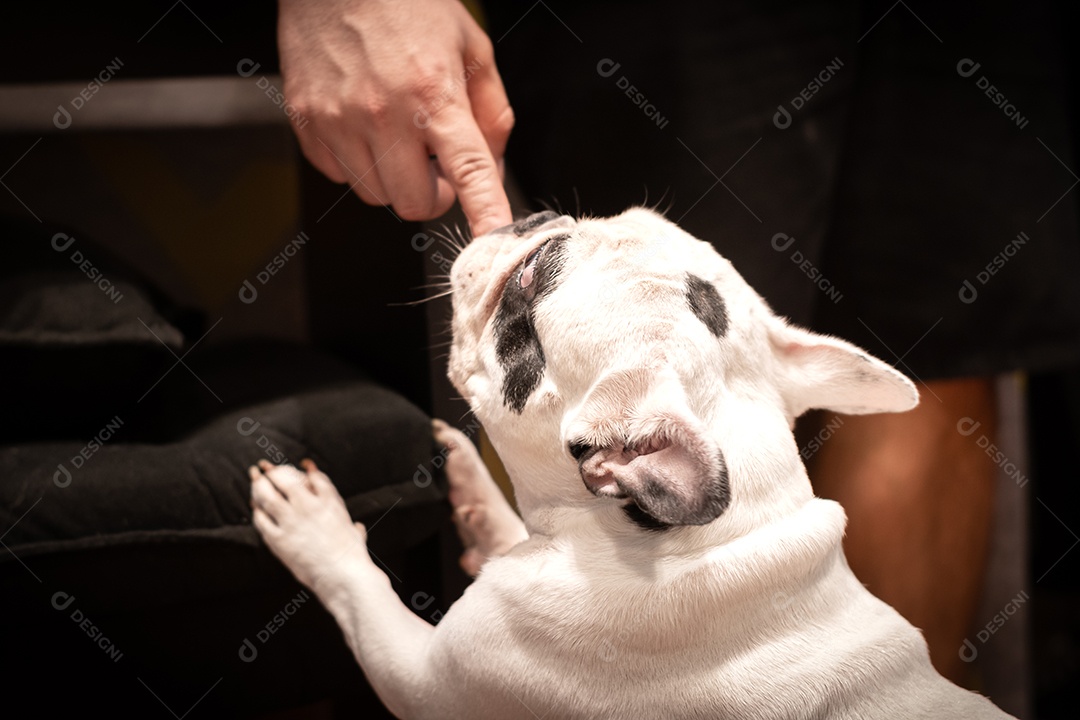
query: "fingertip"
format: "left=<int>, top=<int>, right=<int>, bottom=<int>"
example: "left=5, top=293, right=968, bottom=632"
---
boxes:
left=471, top=206, right=514, bottom=238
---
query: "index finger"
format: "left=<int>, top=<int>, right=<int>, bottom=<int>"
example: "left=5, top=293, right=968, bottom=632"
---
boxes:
left=426, top=106, right=512, bottom=237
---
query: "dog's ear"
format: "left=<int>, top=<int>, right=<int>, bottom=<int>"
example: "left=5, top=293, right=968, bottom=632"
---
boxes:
left=767, top=318, right=918, bottom=419
left=569, top=368, right=730, bottom=526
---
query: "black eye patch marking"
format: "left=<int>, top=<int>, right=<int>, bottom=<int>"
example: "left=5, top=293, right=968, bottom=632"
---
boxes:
left=495, top=286, right=543, bottom=413
left=494, top=236, right=569, bottom=413
left=685, top=274, right=728, bottom=338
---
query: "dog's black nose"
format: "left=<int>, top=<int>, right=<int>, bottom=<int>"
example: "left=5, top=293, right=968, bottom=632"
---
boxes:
left=488, top=210, right=572, bottom=237
left=513, top=210, right=560, bottom=234
left=489, top=210, right=561, bottom=237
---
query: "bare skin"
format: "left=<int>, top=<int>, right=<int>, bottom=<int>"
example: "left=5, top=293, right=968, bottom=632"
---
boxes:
left=277, top=0, right=514, bottom=236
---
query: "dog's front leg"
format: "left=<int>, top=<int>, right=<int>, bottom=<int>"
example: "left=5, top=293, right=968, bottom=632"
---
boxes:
left=435, top=420, right=529, bottom=576
left=250, top=460, right=433, bottom=719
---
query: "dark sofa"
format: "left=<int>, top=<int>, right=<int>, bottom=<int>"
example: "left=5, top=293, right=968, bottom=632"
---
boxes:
left=0, top=218, right=453, bottom=717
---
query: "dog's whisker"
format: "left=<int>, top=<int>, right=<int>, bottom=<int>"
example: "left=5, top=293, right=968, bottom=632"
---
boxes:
left=387, top=288, right=454, bottom=307
left=439, top=238, right=465, bottom=258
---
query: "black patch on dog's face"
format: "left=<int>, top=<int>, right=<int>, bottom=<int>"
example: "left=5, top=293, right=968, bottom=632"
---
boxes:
left=494, top=236, right=569, bottom=413
left=567, top=441, right=591, bottom=461
left=685, top=274, right=728, bottom=338
left=623, top=503, right=672, bottom=532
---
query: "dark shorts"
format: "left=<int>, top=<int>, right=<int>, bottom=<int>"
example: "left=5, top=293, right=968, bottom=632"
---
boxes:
left=486, top=0, right=1080, bottom=381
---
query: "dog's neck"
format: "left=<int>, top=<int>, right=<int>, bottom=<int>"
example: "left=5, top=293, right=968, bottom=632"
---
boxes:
left=493, top=460, right=853, bottom=642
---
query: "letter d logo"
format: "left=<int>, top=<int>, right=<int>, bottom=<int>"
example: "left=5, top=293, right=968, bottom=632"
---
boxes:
left=54, top=463, right=73, bottom=488
left=958, top=638, right=978, bottom=662
left=773, top=104, right=792, bottom=130
left=771, top=232, right=795, bottom=252
left=236, top=58, right=261, bottom=78
left=411, top=233, right=435, bottom=252
left=236, top=417, right=261, bottom=437
left=52, top=591, right=76, bottom=611
left=238, top=638, right=258, bottom=662
left=414, top=108, right=432, bottom=130
left=956, top=58, right=981, bottom=78
left=53, top=105, right=72, bottom=129
left=958, top=279, right=978, bottom=304
left=596, top=58, right=621, bottom=78
left=239, top=279, right=258, bottom=304
left=414, top=465, right=432, bottom=488
left=956, top=417, right=981, bottom=437
left=51, top=232, right=76, bottom=252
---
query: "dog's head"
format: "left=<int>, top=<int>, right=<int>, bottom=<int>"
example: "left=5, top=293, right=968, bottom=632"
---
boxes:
left=449, top=208, right=917, bottom=534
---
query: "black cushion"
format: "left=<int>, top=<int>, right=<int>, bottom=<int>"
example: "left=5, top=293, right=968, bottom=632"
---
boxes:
left=0, top=216, right=200, bottom=442
left=0, top=213, right=451, bottom=716
left=0, top=343, right=449, bottom=717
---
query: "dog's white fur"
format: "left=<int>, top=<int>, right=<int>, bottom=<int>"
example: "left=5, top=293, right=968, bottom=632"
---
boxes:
left=250, top=208, right=1013, bottom=719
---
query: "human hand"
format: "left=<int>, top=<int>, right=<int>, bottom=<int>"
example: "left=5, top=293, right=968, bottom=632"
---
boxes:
left=278, top=0, right=514, bottom=236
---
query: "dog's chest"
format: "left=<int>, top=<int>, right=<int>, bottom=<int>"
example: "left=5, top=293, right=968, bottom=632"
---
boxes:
left=425, top=542, right=834, bottom=719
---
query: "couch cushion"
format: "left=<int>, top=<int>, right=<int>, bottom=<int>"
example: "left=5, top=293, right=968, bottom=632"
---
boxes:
left=0, top=215, right=199, bottom=442
left=0, top=342, right=449, bottom=717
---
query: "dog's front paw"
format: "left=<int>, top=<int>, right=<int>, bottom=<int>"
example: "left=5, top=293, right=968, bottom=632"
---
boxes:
left=434, top=419, right=528, bottom=576
left=249, top=459, right=371, bottom=593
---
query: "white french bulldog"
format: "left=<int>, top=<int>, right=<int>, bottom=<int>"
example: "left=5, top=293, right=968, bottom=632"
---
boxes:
left=249, top=208, right=1014, bottom=719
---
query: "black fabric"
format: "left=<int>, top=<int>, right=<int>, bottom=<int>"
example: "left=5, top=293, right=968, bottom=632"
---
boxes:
left=0, top=343, right=448, bottom=717
left=0, top=215, right=448, bottom=717
left=486, top=0, right=1080, bottom=380
left=0, top=216, right=202, bottom=442
left=0, top=2, right=279, bottom=83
